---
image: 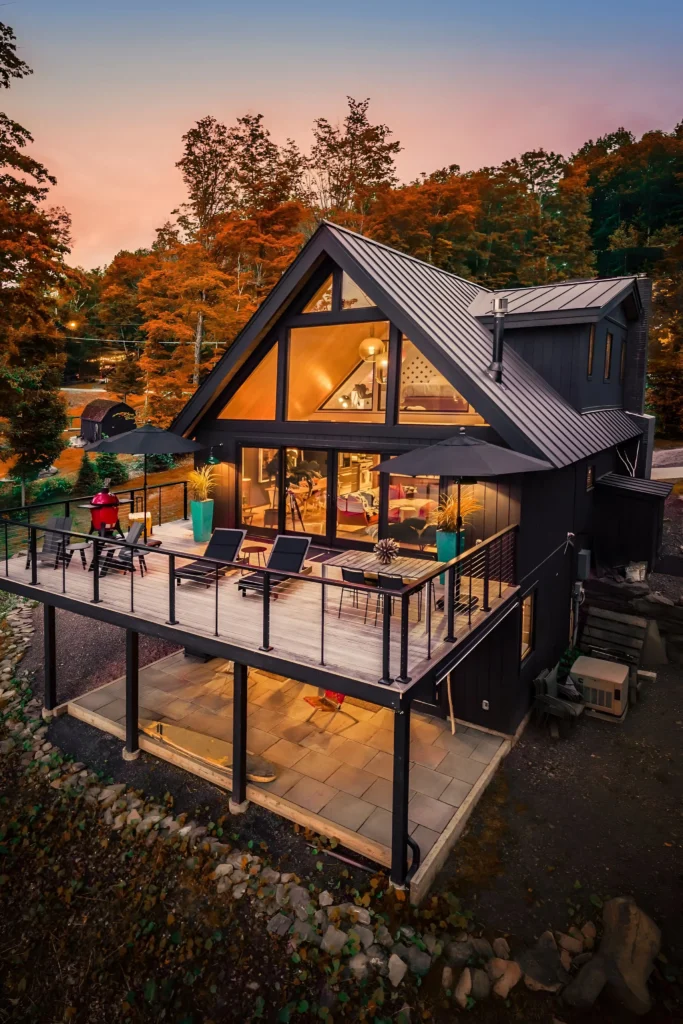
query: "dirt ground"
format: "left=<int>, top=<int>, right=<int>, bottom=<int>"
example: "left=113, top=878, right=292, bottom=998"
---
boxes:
left=434, top=664, right=683, bottom=960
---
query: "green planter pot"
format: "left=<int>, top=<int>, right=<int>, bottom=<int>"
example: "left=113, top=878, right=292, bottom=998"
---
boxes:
left=436, top=529, right=465, bottom=583
left=191, top=499, right=214, bottom=543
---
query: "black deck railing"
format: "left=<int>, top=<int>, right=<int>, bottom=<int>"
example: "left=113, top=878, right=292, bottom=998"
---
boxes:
left=0, top=480, right=189, bottom=555
left=1, top=518, right=517, bottom=688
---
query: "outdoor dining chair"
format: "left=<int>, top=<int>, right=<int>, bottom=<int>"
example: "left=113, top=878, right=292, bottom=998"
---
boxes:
left=338, top=567, right=372, bottom=623
left=98, top=521, right=146, bottom=578
left=237, top=534, right=311, bottom=597
left=25, top=516, right=72, bottom=571
left=173, top=528, right=247, bottom=587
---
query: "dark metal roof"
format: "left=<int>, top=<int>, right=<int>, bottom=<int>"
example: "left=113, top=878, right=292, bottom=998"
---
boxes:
left=173, top=221, right=645, bottom=470
left=81, top=398, right=131, bottom=423
left=324, top=224, right=641, bottom=468
left=597, top=472, right=672, bottom=498
left=469, top=277, right=641, bottom=328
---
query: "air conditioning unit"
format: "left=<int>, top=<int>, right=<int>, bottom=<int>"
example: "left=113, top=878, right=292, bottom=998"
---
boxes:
left=570, top=655, right=629, bottom=720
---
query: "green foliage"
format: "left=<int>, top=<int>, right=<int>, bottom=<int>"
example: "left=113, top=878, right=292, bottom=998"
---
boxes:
left=647, top=368, right=683, bottom=438
left=33, top=476, right=72, bottom=503
left=75, top=452, right=99, bottom=494
left=131, top=452, right=176, bottom=473
left=0, top=367, right=68, bottom=483
left=94, top=451, right=129, bottom=486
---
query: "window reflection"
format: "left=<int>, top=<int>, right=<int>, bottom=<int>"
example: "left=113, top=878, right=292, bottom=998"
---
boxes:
left=285, top=449, right=328, bottom=535
left=387, top=473, right=439, bottom=551
left=287, top=322, right=389, bottom=422
left=341, top=273, right=376, bottom=309
left=336, top=453, right=380, bottom=544
left=303, top=276, right=333, bottom=313
left=241, top=448, right=279, bottom=531
left=399, top=337, right=475, bottom=425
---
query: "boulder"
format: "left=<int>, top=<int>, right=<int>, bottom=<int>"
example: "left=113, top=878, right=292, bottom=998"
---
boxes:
left=406, top=945, right=431, bottom=976
left=454, top=967, right=472, bottom=1009
left=600, top=897, right=660, bottom=1016
left=557, top=931, right=583, bottom=955
left=446, top=939, right=474, bottom=966
left=388, top=953, right=408, bottom=988
left=492, top=937, right=510, bottom=959
left=318, top=890, right=334, bottom=907
left=488, top=958, right=522, bottom=998
left=321, top=925, right=348, bottom=956
left=441, top=966, right=453, bottom=991
left=517, top=931, right=570, bottom=994
left=581, top=921, right=597, bottom=949
left=348, top=952, right=369, bottom=980
left=471, top=967, right=491, bottom=1000
left=563, top=957, right=608, bottom=1010
left=471, top=936, right=494, bottom=960
left=266, top=912, right=292, bottom=937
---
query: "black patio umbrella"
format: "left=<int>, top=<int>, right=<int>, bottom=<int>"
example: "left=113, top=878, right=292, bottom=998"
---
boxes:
left=373, top=429, right=551, bottom=537
left=86, top=424, right=205, bottom=539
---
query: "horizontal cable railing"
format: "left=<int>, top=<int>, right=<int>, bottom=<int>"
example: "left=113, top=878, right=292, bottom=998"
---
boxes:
left=1, top=518, right=517, bottom=689
left=0, top=480, right=189, bottom=556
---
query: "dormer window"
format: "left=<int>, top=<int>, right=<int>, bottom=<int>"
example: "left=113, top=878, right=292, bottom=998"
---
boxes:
left=604, top=332, right=613, bottom=380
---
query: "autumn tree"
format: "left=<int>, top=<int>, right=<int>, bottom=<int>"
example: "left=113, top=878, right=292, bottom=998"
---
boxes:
left=310, top=97, right=401, bottom=224
left=0, top=20, right=73, bottom=496
left=107, top=353, right=145, bottom=402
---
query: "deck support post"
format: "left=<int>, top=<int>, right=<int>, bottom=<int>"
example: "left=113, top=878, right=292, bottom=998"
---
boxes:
left=43, top=603, right=57, bottom=715
left=229, top=661, right=249, bottom=814
left=123, top=629, right=140, bottom=761
left=390, top=703, right=411, bottom=888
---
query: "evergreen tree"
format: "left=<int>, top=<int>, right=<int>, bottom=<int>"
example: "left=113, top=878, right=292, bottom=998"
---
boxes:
left=0, top=366, right=68, bottom=503
left=94, top=452, right=129, bottom=486
left=108, top=353, right=144, bottom=401
left=75, top=452, right=99, bottom=494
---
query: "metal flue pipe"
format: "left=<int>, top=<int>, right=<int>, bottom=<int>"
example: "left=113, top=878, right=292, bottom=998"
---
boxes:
left=486, top=295, right=508, bottom=384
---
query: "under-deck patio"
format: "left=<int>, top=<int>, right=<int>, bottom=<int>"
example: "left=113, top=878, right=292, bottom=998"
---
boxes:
left=66, top=651, right=511, bottom=900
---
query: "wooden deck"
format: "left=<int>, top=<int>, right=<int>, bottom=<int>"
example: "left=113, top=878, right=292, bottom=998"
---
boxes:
left=2, top=524, right=515, bottom=697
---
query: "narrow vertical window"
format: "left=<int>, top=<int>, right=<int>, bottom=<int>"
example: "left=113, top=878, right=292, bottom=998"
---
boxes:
left=604, top=332, right=613, bottom=381
left=587, top=324, right=595, bottom=378
left=620, top=341, right=626, bottom=384
left=586, top=464, right=595, bottom=491
left=521, top=591, right=535, bottom=661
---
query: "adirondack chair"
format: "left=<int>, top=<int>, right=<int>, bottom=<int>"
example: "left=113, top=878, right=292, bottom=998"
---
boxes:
left=25, top=516, right=72, bottom=571
left=99, top=521, right=146, bottom=578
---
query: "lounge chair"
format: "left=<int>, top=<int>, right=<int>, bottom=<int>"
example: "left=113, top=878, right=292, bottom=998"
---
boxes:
left=25, top=516, right=72, bottom=571
left=174, top=528, right=247, bottom=587
left=237, top=535, right=312, bottom=597
left=99, top=521, right=146, bottom=578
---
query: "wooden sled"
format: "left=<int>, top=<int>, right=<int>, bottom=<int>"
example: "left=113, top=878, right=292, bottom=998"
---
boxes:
left=141, top=720, right=277, bottom=783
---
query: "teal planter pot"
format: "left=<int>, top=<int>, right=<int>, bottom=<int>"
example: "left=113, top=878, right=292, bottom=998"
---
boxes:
left=191, top=499, right=214, bottom=543
left=436, top=529, right=465, bottom=583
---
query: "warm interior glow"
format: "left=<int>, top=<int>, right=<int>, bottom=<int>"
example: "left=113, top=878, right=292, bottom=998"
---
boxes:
left=218, top=342, right=278, bottom=420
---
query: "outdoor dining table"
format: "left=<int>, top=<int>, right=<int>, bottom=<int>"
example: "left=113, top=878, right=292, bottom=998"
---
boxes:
left=320, top=549, right=450, bottom=622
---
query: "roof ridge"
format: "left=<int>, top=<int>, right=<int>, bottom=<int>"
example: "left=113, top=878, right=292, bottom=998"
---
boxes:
left=321, top=219, right=492, bottom=293
left=492, top=275, right=637, bottom=294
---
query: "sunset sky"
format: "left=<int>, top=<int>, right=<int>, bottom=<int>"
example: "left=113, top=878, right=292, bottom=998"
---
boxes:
left=9, top=0, right=683, bottom=269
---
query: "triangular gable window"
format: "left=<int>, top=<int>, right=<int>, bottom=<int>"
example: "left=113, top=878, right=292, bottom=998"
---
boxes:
left=399, top=337, right=482, bottom=424
left=302, top=276, right=333, bottom=313
left=341, top=273, right=375, bottom=309
left=218, top=342, right=278, bottom=420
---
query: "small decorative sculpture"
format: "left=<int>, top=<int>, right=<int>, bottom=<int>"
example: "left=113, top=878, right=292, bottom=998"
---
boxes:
left=374, top=537, right=399, bottom=565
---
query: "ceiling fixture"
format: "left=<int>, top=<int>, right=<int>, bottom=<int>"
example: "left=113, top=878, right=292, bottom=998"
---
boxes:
left=358, top=336, right=386, bottom=363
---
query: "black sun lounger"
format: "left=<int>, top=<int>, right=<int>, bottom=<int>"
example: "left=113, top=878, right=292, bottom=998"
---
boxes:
left=237, top=535, right=312, bottom=597
left=174, top=528, right=247, bottom=587
left=99, top=521, right=146, bottom=577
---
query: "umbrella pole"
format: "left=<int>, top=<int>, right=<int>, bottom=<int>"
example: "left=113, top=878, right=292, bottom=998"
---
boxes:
left=143, top=455, right=148, bottom=543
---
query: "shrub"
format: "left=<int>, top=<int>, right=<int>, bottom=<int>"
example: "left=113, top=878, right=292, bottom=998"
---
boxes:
left=75, top=452, right=99, bottom=495
left=94, top=452, right=129, bottom=486
left=33, top=476, right=73, bottom=502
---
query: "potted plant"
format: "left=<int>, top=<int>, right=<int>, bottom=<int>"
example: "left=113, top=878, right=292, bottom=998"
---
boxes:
left=188, top=464, right=216, bottom=543
left=433, top=489, right=481, bottom=573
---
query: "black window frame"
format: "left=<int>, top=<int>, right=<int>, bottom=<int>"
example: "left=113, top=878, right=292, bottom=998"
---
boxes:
left=604, top=331, right=613, bottom=381
left=587, top=324, right=595, bottom=378
left=520, top=588, right=536, bottom=662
